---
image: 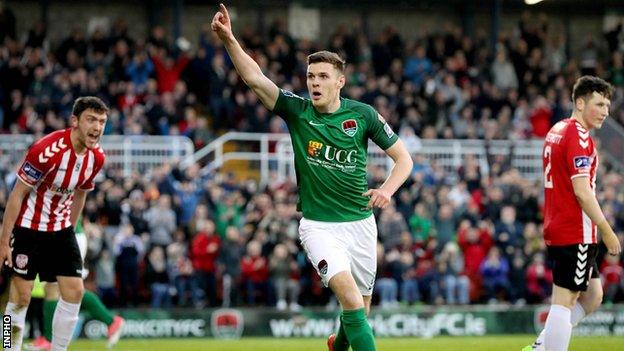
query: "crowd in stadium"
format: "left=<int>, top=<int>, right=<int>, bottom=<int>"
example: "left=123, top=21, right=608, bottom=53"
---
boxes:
left=0, top=6, right=623, bottom=308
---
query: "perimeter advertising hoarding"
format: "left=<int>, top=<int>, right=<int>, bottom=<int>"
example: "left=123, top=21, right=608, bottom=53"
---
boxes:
left=76, top=306, right=624, bottom=339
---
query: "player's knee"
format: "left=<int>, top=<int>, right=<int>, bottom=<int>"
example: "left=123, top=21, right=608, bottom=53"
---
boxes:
left=15, top=290, right=32, bottom=306
left=72, top=286, right=85, bottom=301
left=337, top=288, right=364, bottom=310
left=62, top=285, right=84, bottom=303
left=585, top=291, right=603, bottom=314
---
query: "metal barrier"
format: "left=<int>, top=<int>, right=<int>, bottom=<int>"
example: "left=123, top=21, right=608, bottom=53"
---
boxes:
left=0, top=134, right=194, bottom=177
left=186, top=132, right=546, bottom=185
left=181, top=132, right=291, bottom=186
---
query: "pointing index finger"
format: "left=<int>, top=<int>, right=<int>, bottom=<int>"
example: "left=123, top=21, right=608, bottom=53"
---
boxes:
left=220, top=3, right=230, bottom=20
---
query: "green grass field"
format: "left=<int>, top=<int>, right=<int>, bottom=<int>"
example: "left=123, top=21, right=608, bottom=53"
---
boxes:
left=65, top=336, right=624, bottom=351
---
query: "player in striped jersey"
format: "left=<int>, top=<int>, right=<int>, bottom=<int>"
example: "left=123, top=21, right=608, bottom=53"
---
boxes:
left=524, top=76, right=622, bottom=351
left=0, top=96, right=108, bottom=351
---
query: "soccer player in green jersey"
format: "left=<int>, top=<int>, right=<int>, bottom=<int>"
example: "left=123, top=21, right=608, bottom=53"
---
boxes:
left=212, top=5, right=413, bottom=351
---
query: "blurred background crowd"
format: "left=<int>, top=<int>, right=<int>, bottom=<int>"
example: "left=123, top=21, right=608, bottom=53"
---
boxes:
left=0, top=1, right=623, bottom=310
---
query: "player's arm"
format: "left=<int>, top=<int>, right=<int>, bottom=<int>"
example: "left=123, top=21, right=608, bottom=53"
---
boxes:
left=364, top=139, right=413, bottom=209
left=572, top=176, right=621, bottom=255
left=211, top=4, right=279, bottom=110
left=0, top=179, right=32, bottom=267
left=69, top=189, right=88, bottom=228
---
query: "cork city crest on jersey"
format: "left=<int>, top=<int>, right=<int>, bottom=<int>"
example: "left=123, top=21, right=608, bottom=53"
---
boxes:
left=342, top=119, right=358, bottom=137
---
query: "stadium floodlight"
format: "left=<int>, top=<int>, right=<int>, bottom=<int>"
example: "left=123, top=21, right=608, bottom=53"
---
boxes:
left=524, top=0, right=545, bottom=4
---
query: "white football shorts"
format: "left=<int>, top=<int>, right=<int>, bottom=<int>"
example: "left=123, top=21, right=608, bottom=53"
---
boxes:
left=299, top=214, right=377, bottom=296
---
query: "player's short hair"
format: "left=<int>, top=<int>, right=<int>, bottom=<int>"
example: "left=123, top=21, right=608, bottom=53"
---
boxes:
left=572, top=76, right=614, bottom=102
left=307, top=51, right=346, bottom=73
left=72, top=96, right=109, bottom=118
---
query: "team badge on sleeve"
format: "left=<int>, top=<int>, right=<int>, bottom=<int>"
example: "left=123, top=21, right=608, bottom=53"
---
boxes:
left=21, top=162, right=43, bottom=183
left=573, top=156, right=590, bottom=170
left=383, top=124, right=395, bottom=138
left=377, top=113, right=386, bottom=124
left=342, top=119, right=358, bottom=137
left=377, top=113, right=395, bottom=138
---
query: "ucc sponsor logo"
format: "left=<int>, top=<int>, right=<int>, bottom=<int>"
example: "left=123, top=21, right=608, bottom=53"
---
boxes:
left=307, top=140, right=357, bottom=164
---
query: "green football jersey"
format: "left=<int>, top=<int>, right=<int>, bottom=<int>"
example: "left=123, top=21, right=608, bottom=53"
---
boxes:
left=273, top=89, right=399, bottom=222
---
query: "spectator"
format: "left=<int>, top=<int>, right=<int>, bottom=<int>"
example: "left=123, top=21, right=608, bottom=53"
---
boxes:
left=190, top=219, right=221, bottom=307
left=480, top=246, right=511, bottom=303
left=241, top=240, right=270, bottom=305
left=409, top=203, right=433, bottom=243
left=145, top=246, right=172, bottom=308
left=435, top=203, right=460, bottom=249
left=113, top=224, right=144, bottom=306
left=404, top=44, right=432, bottom=88
left=438, top=242, right=470, bottom=305
left=150, top=48, right=190, bottom=93
left=494, top=206, right=524, bottom=258
left=219, top=226, right=245, bottom=307
left=491, top=49, right=518, bottom=91
left=167, top=235, right=198, bottom=307
left=378, top=204, right=409, bottom=250
left=269, top=244, right=301, bottom=311
left=601, top=252, right=624, bottom=303
left=126, top=52, right=154, bottom=92
left=144, top=194, right=177, bottom=248
left=413, top=234, right=440, bottom=304
left=375, top=243, right=399, bottom=308
left=525, top=253, right=552, bottom=304
left=95, top=249, right=117, bottom=307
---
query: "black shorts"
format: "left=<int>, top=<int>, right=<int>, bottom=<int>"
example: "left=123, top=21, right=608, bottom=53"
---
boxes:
left=11, top=226, right=83, bottom=282
left=547, top=243, right=599, bottom=292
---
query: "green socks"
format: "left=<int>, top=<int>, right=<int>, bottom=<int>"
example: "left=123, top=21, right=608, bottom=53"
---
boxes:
left=333, top=316, right=350, bottom=351
left=43, top=291, right=115, bottom=341
left=341, top=308, right=376, bottom=351
left=82, top=290, right=114, bottom=325
left=43, top=299, right=57, bottom=340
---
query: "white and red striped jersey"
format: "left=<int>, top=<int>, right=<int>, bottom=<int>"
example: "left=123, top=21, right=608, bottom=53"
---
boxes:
left=543, top=118, right=598, bottom=246
left=16, top=128, right=105, bottom=232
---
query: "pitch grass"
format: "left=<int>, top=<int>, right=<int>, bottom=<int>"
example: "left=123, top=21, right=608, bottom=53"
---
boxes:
left=66, top=335, right=624, bottom=350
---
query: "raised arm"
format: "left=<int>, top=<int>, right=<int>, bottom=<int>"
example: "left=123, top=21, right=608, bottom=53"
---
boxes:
left=211, top=4, right=279, bottom=110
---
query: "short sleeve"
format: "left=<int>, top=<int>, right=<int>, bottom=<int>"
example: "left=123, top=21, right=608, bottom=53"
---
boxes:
left=366, top=108, right=399, bottom=150
left=565, top=126, right=593, bottom=179
left=273, top=89, right=309, bottom=124
left=17, top=145, right=48, bottom=187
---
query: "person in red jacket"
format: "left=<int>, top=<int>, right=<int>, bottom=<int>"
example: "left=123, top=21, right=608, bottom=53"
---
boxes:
left=600, top=252, right=624, bottom=303
left=190, top=219, right=221, bottom=307
left=525, top=253, right=553, bottom=304
left=241, top=240, right=270, bottom=305
left=150, top=47, right=189, bottom=94
left=457, top=219, right=493, bottom=301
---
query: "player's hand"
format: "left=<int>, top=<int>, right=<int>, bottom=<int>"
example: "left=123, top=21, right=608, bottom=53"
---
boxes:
left=211, top=3, right=233, bottom=42
left=363, top=188, right=392, bottom=209
left=0, top=241, right=12, bottom=269
left=603, top=232, right=622, bottom=256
